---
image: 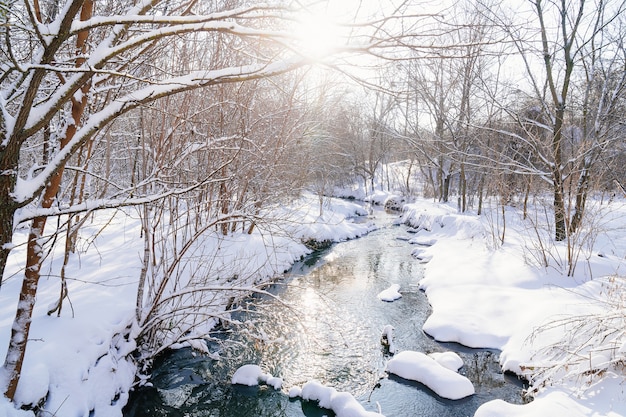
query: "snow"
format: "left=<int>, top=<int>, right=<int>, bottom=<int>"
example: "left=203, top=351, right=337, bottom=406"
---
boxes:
left=386, top=350, right=475, bottom=400
left=231, top=364, right=282, bottom=389
left=0, top=195, right=370, bottom=416
left=410, top=247, right=432, bottom=263
left=362, top=191, right=405, bottom=211
left=429, top=351, right=464, bottom=372
left=3, top=183, right=626, bottom=416
left=400, top=197, right=626, bottom=415
left=0, top=396, right=31, bottom=417
left=381, top=325, right=396, bottom=354
left=294, top=380, right=384, bottom=417
left=377, top=284, right=402, bottom=302
left=475, top=386, right=626, bottom=417
left=408, top=237, right=436, bottom=246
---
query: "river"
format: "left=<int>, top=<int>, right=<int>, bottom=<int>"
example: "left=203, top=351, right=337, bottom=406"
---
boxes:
left=124, top=207, right=526, bottom=416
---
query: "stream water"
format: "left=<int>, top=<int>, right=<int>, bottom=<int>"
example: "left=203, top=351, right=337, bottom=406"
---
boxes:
left=124, top=208, right=526, bottom=417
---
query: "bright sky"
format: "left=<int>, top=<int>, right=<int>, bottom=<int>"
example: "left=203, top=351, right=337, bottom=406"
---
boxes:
left=289, top=1, right=416, bottom=91
left=290, top=0, right=373, bottom=60
left=290, top=0, right=450, bottom=59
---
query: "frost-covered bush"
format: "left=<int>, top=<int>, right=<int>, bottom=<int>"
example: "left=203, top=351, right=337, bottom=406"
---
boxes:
left=522, top=275, right=626, bottom=395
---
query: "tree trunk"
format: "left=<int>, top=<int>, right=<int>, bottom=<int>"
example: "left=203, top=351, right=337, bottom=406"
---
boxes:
left=219, top=167, right=230, bottom=235
left=437, top=159, right=444, bottom=201
left=535, top=0, right=577, bottom=242
left=3, top=0, right=93, bottom=399
left=500, top=198, right=506, bottom=244
left=0, top=110, right=18, bottom=290
left=425, top=167, right=436, bottom=200
left=0, top=167, right=17, bottom=291
left=552, top=168, right=566, bottom=242
left=552, top=109, right=567, bottom=242
left=523, top=177, right=531, bottom=220
left=441, top=173, right=451, bottom=203
left=4, top=154, right=73, bottom=397
left=459, top=162, right=467, bottom=212
left=477, top=174, right=484, bottom=216
left=569, top=164, right=590, bottom=234
left=405, top=159, right=413, bottom=196
left=3, top=218, right=46, bottom=400
left=0, top=203, right=15, bottom=291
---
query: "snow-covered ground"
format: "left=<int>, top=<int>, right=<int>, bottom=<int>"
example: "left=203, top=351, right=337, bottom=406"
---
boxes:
left=400, top=197, right=626, bottom=416
left=2, top=188, right=626, bottom=417
left=0, top=194, right=370, bottom=417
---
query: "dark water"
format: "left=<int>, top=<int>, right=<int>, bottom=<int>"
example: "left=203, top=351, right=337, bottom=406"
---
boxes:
left=124, top=209, right=526, bottom=417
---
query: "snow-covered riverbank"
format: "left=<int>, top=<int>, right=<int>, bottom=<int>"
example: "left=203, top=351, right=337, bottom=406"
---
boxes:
left=2, top=191, right=626, bottom=417
left=400, top=198, right=626, bottom=416
left=0, top=194, right=371, bottom=417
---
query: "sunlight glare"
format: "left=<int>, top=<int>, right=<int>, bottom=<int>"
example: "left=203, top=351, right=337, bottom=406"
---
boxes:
left=293, top=12, right=343, bottom=60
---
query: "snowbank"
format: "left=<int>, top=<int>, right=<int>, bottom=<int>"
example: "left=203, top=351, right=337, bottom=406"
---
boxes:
left=0, top=212, right=140, bottom=416
left=364, top=190, right=394, bottom=206
left=386, top=350, right=474, bottom=400
left=0, top=195, right=370, bottom=416
left=401, top=197, right=626, bottom=415
left=278, top=193, right=371, bottom=244
left=0, top=397, right=32, bottom=417
left=475, top=384, right=626, bottom=417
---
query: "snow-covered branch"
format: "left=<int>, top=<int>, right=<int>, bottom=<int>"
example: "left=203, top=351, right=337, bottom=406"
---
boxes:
left=14, top=57, right=306, bottom=206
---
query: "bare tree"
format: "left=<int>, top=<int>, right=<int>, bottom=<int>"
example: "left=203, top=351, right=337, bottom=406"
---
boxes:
left=489, top=0, right=626, bottom=241
left=396, top=1, right=500, bottom=208
left=567, top=6, right=626, bottom=234
left=0, top=0, right=419, bottom=401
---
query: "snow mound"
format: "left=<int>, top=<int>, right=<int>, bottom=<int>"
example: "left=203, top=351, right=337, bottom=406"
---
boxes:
left=288, top=386, right=302, bottom=398
left=296, top=380, right=384, bottom=417
left=0, top=394, right=34, bottom=417
left=231, top=364, right=282, bottom=389
left=280, top=194, right=371, bottom=243
left=410, top=247, right=432, bottom=263
left=475, top=390, right=589, bottom=417
left=386, top=351, right=474, bottom=400
left=428, top=351, right=464, bottom=372
left=377, top=284, right=402, bottom=302
left=408, top=237, right=436, bottom=246
left=365, top=190, right=394, bottom=206
left=383, top=195, right=405, bottom=211
left=401, top=203, right=485, bottom=240
left=381, top=325, right=396, bottom=354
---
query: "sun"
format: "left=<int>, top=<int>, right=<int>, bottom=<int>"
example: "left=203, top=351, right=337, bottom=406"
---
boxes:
left=293, top=12, right=343, bottom=60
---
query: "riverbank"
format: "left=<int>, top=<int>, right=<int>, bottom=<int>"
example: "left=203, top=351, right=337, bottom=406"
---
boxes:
left=3, top=192, right=625, bottom=417
left=0, top=194, right=371, bottom=417
left=400, top=198, right=626, bottom=416
left=125, top=206, right=524, bottom=417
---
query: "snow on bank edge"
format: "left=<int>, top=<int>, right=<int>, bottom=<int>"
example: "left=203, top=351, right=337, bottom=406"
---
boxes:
left=401, top=199, right=626, bottom=417
left=0, top=195, right=371, bottom=417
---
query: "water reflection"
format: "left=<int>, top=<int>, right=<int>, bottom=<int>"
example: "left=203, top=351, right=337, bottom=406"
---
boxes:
left=125, top=209, right=526, bottom=417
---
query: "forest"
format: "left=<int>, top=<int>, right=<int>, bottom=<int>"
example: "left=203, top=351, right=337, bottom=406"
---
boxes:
left=1, top=0, right=626, bottom=413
